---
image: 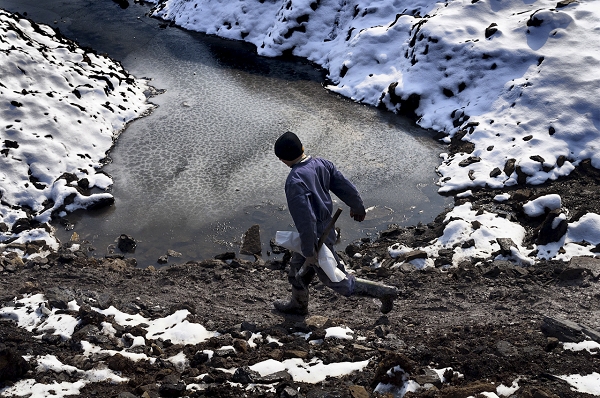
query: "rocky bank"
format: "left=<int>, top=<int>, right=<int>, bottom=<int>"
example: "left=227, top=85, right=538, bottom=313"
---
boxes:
left=1, top=161, right=600, bottom=398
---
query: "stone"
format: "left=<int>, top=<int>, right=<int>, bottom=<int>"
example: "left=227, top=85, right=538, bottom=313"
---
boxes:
left=459, top=156, right=481, bottom=167
left=159, top=382, right=185, bottom=397
left=214, top=252, right=236, bottom=260
left=545, top=337, right=559, bottom=352
left=402, top=250, right=428, bottom=262
left=167, top=249, right=182, bottom=257
left=283, top=350, right=308, bottom=359
left=568, top=256, right=600, bottom=279
left=270, top=238, right=287, bottom=254
left=117, top=234, right=136, bottom=253
left=0, top=348, right=31, bottom=381
left=117, top=393, right=138, bottom=398
left=232, top=366, right=261, bottom=384
left=305, top=315, right=329, bottom=330
left=279, top=385, right=299, bottom=398
left=349, top=385, right=370, bottom=398
left=503, top=158, right=516, bottom=176
left=536, top=209, right=567, bottom=245
left=485, top=23, right=498, bottom=39
left=45, top=286, right=74, bottom=310
left=496, top=238, right=516, bottom=255
left=414, top=368, right=442, bottom=388
left=541, top=316, right=585, bottom=343
left=489, top=167, right=502, bottom=178
left=107, top=353, right=131, bottom=372
left=256, top=370, right=291, bottom=384
left=157, top=255, right=168, bottom=264
left=241, top=224, right=261, bottom=255
left=496, top=340, right=518, bottom=357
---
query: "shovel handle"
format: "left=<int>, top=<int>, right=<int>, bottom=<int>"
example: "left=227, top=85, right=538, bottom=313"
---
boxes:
left=316, top=208, right=342, bottom=251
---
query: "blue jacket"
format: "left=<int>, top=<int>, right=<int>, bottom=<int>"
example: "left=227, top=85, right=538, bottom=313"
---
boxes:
left=285, top=156, right=365, bottom=258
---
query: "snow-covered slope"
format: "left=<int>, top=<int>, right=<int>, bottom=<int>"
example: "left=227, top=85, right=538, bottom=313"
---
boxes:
left=150, top=0, right=600, bottom=193
left=0, top=10, right=152, bottom=253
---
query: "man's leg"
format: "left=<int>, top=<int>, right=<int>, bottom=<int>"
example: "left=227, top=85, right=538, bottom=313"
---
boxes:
left=315, top=246, right=398, bottom=314
left=274, top=252, right=314, bottom=315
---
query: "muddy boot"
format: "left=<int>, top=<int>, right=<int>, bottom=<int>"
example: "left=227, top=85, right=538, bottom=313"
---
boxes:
left=353, top=278, right=398, bottom=314
left=274, top=286, right=309, bottom=315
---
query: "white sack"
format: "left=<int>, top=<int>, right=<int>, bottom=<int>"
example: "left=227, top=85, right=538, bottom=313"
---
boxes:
left=275, top=231, right=346, bottom=283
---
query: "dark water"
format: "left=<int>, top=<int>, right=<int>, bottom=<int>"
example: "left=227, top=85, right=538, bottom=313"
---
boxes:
left=0, top=0, right=451, bottom=265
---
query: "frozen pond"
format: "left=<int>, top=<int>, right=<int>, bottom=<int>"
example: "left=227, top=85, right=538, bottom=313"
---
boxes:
left=0, top=0, right=451, bottom=265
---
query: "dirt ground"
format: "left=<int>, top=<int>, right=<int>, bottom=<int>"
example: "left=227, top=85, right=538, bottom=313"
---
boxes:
left=1, top=164, right=600, bottom=398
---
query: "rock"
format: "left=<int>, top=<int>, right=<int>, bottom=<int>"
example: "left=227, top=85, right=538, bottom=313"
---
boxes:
left=349, top=385, right=370, bottom=398
left=0, top=348, right=31, bottom=381
left=556, top=0, right=577, bottom=7
left=496, top=340, right=518, bottom=357
left=215, top=346, right=236, bottom=357
left=256, top=370, right=291, bottom=384
left=283, top=350, right=308, bottom=359
left=485, top=23, right=498, bottom=38
left=399, top=250, right=428, bottom=262
left=536, top=209, right=567, bottom=245
left=496, top=238, right=517, bottom=255
left=233, top=338, right=249, bottom=353
left=103, top=258, right=131, bottom=271
left=117, top=234, right=136, bottom=253
left=270, top=238, right=287, bottom=254
left=232, top=366, right=261, bottom=384
left=489, top=167, right=502, bottom=178
left=558, top=267, right=586, bottom=280
left=375, top=325, right=390, bottom=338
left=240, top=321, right=257, bottom=332
left=11, top=218, right=31, bottom=234
left=159, top=381, right=185, bottom=397
left=107, top=353, right=131, bottom=372
left=541, top=316, right=587, bottom=343
left=305, top=315, right=330, bottom=330
left=414, top=368, right=443, bottom=388
left=503, top=158, right=516, bottom=176
left=279, top=385, right=299, bottom=398
left=214, top=252, right=236, bottom=260
left=191, top=351, right=210, bottom=367
left=117, top=393, right=138, bottom=398
left=45, top=286, right=74, bottom=310
left=241, top=224, right=261, bottom=255
left=567, top=256, right=600, bottom=279
left=167, top=249, right=182, bottom=258
left=545, top=337, right=559, bottom=352
left=459, top=156, right=481, bottom=167
left=157, top=255, right=168, bottom=264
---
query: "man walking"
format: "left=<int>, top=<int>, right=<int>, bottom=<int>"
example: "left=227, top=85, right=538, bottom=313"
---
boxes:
left=273, top=131, right=398, bottom=315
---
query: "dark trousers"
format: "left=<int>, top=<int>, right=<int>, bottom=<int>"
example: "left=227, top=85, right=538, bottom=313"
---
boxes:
left=287, top=245, right=356, bottom=296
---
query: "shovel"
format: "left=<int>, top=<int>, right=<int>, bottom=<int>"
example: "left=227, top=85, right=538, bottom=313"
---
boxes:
left=295, top=208, right=343, bottom=281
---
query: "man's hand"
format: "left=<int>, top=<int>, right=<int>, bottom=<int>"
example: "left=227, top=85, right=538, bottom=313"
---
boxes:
left=350, top=209, right=366, bottom=222
left=304, top=255, right=318, bottom=265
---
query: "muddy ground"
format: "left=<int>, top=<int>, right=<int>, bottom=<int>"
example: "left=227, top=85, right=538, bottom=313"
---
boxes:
left=1, top=163, right=600, bottom=398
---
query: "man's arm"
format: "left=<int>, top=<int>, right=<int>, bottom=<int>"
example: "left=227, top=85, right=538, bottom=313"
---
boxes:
left=286, top=186, right=318, bottom=258
left=328, top=163, right=366, bottom=221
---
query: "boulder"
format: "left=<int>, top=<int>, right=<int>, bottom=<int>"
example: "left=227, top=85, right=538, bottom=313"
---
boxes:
left=241, top=224, right=261, bottom=255
left=117, top=234, right=136, bottom=253
left=0, top=348, right=30, bottom=381
left=536, top=209, right=567, bottom=245
left=567, top=256, right=600, bottom=279
left=496, top=238, right=517, bottom=255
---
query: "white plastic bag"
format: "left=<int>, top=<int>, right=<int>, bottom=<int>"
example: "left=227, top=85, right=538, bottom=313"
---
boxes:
left=275, top=231, right=346, bottom=283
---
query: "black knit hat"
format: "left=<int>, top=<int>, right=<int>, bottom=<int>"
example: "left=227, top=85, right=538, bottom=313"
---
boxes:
left=274, top=131, right=304, bottom=161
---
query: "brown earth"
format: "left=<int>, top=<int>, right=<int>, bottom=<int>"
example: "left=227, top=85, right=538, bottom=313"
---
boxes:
left=1, top=163, right=600, bottom=398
